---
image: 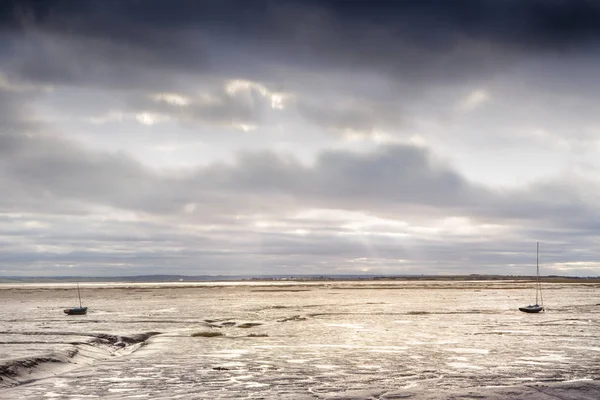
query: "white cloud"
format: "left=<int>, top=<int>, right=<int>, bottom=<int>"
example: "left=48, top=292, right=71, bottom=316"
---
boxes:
left=225, top=79, right=288, bottom=110
left=232, top=123, right=257, bottom=132
left=152, top=92, right=190, bottom=106
left=135, top=112, right=163, bottom=125
left=458, top=89, right=490, bottom=111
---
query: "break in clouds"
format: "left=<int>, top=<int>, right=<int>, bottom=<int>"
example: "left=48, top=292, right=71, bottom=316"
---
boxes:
left=1, top=0, right=600, bottom=277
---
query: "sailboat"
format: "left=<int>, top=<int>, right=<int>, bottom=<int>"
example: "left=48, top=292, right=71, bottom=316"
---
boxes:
left=519, top=242, right=544, bottom=313
left=64, top=283, right=88, bottom=315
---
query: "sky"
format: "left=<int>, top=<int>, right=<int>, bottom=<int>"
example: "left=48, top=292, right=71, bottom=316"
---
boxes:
left=1, top=0, right=600, bottom=277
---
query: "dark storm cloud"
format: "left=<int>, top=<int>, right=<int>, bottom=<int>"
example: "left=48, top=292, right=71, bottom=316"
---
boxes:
left=3, top=0, right=600, bottom=88
left=10, top=0, right=600, bottom=49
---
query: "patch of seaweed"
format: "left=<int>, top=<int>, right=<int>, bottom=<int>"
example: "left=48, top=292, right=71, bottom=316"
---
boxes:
left=204, top=318, right=234, bottom=323
left=237, top=323, right=262, bottom=328
left=277, top=315, right=307, bottom=322
left=191, top=331, right=224, bottom=338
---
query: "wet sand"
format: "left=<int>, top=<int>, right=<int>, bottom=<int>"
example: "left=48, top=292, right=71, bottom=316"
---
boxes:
left=1, top=281, right=599, bottom=399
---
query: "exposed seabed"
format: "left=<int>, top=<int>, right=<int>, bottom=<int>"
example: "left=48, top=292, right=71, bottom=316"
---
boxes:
left=1, top=281, right=599, bottom=399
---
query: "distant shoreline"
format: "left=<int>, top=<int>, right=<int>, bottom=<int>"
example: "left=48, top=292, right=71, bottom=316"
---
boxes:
left=1, top=274, right=599, bottom=284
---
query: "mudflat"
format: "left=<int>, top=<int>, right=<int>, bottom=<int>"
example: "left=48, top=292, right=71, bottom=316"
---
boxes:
left=1, top=281, right=599, bottom=399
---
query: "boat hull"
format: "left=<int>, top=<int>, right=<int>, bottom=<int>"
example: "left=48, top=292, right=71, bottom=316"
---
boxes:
left=64, top=307, right=88, bottom=315
left=519, top=305, right=544, bottom=313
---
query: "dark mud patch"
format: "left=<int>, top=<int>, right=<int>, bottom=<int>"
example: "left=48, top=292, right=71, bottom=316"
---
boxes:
left=191, top=331, right=224, bottom=338
left=237, top=323, right=262, bottom=328
left=278, top=315, right=307, bottom=322
left=302, top=304, right=338, bottom=308
left=106, top=319, right=212, bottom=325
left=205, top=318, right=235, bottom=323
left=202, top=320, right=236, bottom=328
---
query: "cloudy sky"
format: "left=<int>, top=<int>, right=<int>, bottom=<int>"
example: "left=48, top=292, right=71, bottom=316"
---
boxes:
left=1, top=0, right=600, bottom=277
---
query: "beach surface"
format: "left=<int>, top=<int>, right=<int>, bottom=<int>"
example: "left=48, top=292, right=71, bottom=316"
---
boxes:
left=1, top=280, right=599, bottom=399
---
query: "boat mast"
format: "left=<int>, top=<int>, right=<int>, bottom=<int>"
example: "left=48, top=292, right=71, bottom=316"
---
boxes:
left=535, top=242, right=544, bottom=306
left=535, top=242, right=540, bottom=305
left=77, top=283, right=83, bottom=308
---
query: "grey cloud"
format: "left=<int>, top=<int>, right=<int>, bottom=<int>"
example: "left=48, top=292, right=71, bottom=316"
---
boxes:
left=2, top=132, right=600, bottom=276
left=3, top=105, right=598, bottom=236
left=1, top=30, right=200, bottom=91
left=296, top=98, right=404, bottom=135
left=310, top=146, right=478, bottom=207
left=0, top=130, right=164, bottom=209
left=4, top=0, right=600, bottom=90
left=187, top=145, right=486, bottom=215
left=2, top=82, right=599, bottom=247
left=488, top=177, right=600, bottom=227
left=0, top=97, right=481, bottom=218
left=0, top=88, right=169, bottom=213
